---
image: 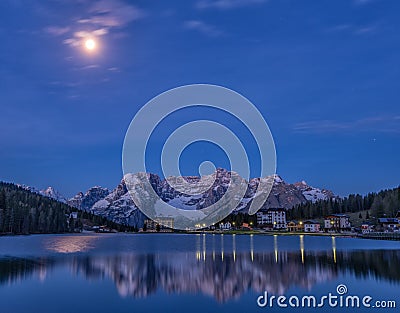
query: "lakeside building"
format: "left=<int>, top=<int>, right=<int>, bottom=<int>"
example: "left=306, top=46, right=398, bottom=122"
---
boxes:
left=241, top=222, right=253, bottom=230
left=361, top=222, right=374, bottom=234
left=219, top=222, right=232, bottom=230
left=287, top=220, right=321, bottom=232
left=378, top=218, right=400, bottom=232
left=324, top=214, right=351, bottom=232
left=303, top=220, right=320, bottom=232
left=287, top=221, right=304, bottom=232
left=256, top=208, right=287, bottom=230
left=145, top=217, right=174, bottom=232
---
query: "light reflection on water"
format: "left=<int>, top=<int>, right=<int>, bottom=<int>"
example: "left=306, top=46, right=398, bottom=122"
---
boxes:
left=44, top=235, right=99, bottom=253
left=0, top=234, right=399, bottom=304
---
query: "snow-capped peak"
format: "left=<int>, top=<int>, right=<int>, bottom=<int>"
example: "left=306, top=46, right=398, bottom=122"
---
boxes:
left=67, top=186, right=111, bottom=211
left=40, top=187, right=67, bottom=203
left=271, top=174, right=285, bottom=185
left=293, top=181, right=337, bottom=203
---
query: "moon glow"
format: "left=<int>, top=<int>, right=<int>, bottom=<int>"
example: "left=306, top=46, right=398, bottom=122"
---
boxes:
left=84, top=39, right=96, bottom=51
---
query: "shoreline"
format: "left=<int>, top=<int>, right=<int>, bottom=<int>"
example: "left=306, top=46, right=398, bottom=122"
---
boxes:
left=0, top=229, right=366, bottom=239
left=2, top=229, right=400, bottom=241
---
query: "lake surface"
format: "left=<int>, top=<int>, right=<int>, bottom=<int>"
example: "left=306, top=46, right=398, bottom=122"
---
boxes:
left=0, top=233, right=399, bottom=313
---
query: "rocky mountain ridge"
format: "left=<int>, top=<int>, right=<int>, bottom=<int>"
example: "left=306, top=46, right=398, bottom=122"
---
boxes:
left=66, top=169, right=338, bottom=228
left=17, top=185, right=67, bottom=203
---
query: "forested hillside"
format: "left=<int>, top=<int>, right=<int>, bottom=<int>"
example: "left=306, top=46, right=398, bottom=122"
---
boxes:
left=288, top=186, right=400, bottom=221
left=0, top=182, right=138, bottom=235
left=0, top=182, right=74, bottom=234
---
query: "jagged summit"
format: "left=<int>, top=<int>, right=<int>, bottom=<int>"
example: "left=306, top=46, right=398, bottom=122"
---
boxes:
left=66, top=170, right=337, bottom=228
left=293, top=181, right=337, bottom=203
left=68, top=186, right=110, bottom=211
left=17, top=184, right=67, bottom=203
left=17, top=170, right=338, bottom=228
left=40, top=187, right=67, bottom=203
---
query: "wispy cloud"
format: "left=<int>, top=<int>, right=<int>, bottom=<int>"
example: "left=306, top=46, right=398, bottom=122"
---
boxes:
left=184, top=20, right=224, bottom=37
left=77, top=64, right=100, bottom=70
left=196, top=0, right=266, bottom=10
left=44, top=0, right=144, bottom=48
left=44, top=26, right=70, bottom=36
left=64, top=28, right=109, bottom=47
left=77, top=0, right=143, bottom=28
left=325, top=24, right=352, bottom=33
left=294, top=116, right=400, bottom=134
left=325, top=24, right=378, bottom=36
left=353, top=25, right=377, bottom=35
left=108, top=67, right=120, bottom=72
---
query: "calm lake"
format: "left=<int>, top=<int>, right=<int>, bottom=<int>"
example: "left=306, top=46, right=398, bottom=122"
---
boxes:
left=0, top=233, right=399, bottom=313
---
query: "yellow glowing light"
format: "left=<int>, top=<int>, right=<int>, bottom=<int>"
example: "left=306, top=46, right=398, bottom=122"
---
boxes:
left=85, top=39, right=96, bottom=51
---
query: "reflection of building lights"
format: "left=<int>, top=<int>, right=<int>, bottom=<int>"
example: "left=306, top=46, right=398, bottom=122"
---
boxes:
left=203, top=234, right=206, bottom=261
left=332, top=236, right=337, bottom=263
left=196, top=233, right=201, bottom=260
left=221, top=234, right=224, bottom=261
left=250, top=234, right=254, bottom=262
left=300, top=235, right=304, bottom=264
left=212, top=233, right=216, bottom=261
left=232, top=234, right=236, bottom=262
left=274, top=235, right=278, bottom=263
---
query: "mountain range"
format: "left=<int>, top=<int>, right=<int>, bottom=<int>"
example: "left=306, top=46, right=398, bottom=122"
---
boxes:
left=63, top=169, right=337, bottom=228
left=17, top=184, right=68, bottom=203
left=21, top=169, right=337, bottom=228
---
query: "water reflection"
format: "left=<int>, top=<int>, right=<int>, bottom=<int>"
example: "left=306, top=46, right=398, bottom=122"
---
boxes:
left=332, top=236, right=337, bottom=263
left=1, top=249, right=400, bottom=302
left=0, top=257, right=53, bottom=285
left=44, top=235, right=98, bottom=253
left=300, top=235, right=304, bottom=264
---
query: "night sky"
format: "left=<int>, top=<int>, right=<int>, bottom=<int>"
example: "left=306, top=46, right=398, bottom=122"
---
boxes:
left=1, top=0, right=399, bottom=197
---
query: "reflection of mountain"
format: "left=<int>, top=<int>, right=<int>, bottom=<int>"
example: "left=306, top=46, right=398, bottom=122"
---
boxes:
left=0, top=257, right=52, bottom=285
left=2, top=250, right=400, bottom=302
left=72, top=252, right=335, bottom=301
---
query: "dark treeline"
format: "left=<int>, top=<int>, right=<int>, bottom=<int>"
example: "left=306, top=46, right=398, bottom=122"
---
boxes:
left=221, top=212, right=257, bottom=227
left=221, top=187, right=400, bottom=226
left=79, top=210, right=138, bottom=232
left=288, top=187, right=400, bottom=221
left=0, top=182, right=72, bottom=234
left=0, top=182, right=135, bottom=235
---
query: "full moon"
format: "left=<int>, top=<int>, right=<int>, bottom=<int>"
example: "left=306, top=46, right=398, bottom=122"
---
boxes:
left=85, top=39, right=96, bottom=51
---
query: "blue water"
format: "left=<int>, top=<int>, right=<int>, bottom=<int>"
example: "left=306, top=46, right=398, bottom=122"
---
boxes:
left=0, top=233, right=399, bottom=313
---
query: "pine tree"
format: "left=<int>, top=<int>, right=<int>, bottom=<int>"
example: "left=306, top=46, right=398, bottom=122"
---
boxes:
left=0, top=189, right=6, bottom=232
